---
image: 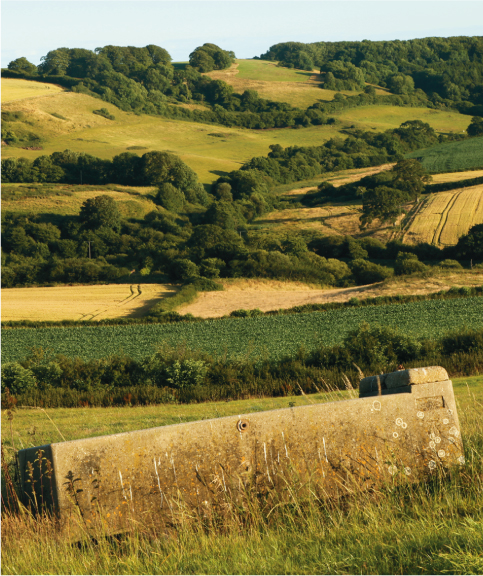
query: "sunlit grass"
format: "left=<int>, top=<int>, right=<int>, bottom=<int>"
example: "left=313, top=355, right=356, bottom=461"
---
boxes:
left=1, top=376, right=482, bottom=575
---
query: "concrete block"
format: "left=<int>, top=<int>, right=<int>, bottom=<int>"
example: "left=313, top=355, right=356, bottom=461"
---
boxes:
left=18, top=366, right=464, bottom=539
left=359, top=366, right=449, bottom=397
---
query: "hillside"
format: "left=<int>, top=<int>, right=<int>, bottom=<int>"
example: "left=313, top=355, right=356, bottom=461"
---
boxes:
left=1, top=77, right=471, bottom=185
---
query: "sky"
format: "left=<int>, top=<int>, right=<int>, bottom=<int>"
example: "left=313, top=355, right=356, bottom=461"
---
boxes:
left=2, top=1, right=483, bottom=68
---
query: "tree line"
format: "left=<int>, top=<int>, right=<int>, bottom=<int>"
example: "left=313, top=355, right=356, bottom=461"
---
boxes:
left=259, top=36, right=483, bottom=116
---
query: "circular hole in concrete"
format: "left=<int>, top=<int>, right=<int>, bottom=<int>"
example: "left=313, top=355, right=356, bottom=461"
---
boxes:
left=237, top=420, right=249, bottom=432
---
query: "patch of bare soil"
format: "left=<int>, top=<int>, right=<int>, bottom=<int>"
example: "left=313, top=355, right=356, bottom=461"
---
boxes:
left=177, top=272, right=483, bottom=319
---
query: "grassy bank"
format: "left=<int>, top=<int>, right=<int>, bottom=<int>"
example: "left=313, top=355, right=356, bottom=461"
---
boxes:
left=2, top=377, right=482, bottom=575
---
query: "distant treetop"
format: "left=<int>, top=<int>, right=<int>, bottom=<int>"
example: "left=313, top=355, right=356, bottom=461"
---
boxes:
left=189, top=43, right=235, bottom=73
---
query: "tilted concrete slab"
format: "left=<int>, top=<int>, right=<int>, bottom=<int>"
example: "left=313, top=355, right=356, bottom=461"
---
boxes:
left=18, top=367, right=465, bottom=538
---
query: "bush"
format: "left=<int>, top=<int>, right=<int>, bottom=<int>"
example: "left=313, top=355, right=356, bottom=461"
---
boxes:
left=342, top=322, right=421, bottom=368
left=93, top=108, right=115, bottom=120
left=230, top=308, right=263, bottom=318
left=394, top=252, right=427, bottom=275
left=165, top=359, right=208, bottom=389
left=439, top=259, right=463, bottom=269
left=1, top=362, right=36, bottom=395
left=350, top=259, right=393, bottom=285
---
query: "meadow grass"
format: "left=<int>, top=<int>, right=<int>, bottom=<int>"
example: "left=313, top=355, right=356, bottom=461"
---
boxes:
left=1, top=182, right=159, bottom=218
left=1, top=376, right=482, bottom=575
left=2, top=79, right=472, bottom=185
left=236, top=60, right=315, bottom=83
left=1, top=78, right=65, bottom=102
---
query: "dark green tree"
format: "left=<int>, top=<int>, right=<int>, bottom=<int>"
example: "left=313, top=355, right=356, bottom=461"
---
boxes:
left=79, top=195, right=121, bottom=231
left=467, top=117, right=483, bottom=137
left=7, top=57, right=38, bottom=75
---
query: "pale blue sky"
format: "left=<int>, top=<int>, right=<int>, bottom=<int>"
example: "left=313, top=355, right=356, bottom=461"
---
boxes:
left=2, top=1, right=482, bottom=68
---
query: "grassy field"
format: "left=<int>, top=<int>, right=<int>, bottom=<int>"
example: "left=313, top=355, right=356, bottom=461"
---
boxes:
left=406, top=136, right=483, bottom=173
left=3, top=297, right=483, bottom=363
left=206, top=60, right=390, bottom=109
left=1, top=78, right=65, bottom=102
left=1, top=77, right=472, bottom=186
left=1, top=283, right=177, bottom=322
left=2, top=375, right=482, bottom=575
left=403, top=185, right=483, bottom=246
left=337, top=105, right=470, bottom=134
left=180, top=272, right=483, bottom=318
left=1, top=182, right=159, bottom=218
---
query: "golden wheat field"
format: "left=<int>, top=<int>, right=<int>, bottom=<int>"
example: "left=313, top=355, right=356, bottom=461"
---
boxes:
left=403, top=184, right=483, bottom=246
left=1, top=284, right=177, bottom=322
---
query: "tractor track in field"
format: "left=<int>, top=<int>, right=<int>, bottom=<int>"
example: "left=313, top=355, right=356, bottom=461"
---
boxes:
left=432, top=190, right=464, bottom=246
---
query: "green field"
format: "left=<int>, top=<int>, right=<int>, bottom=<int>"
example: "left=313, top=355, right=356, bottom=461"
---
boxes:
left=1, top=183, right=158, bottom=219
left=1, top=78, right=472, bottom=186
left=3, top=297, right=483, bottom=363
left=236, top=59, right=315, bottom=82
left=406, top=136, right=483, bottom=173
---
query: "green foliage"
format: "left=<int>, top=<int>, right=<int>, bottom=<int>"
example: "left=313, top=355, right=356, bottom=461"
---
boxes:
left=261, top=36, right=483, bottom=110
left=1, top=362, right=36, bottom=395
left=189, top=43, right=234, bottom=72
left=341, top=321, right=421, bottom=367
left=406, top=137, right=483, bottom=173
left=467, top=116, right=483, bottom=137
left=79, top=195, right=121, bottom=231
left=93, top=108, right=115, bottom=120
left=164, top=359, right=208, bottom=389
left=394, top=252, right=427, bottom=275
left=439, top=259, right=463, bottom=269
left=3, top=297, right=482, bottom=365
left=156, top=183, right=185, bottom=212
left=349, top=259, right=393, bottom=284
left=456, top=224, right=483, bottom=260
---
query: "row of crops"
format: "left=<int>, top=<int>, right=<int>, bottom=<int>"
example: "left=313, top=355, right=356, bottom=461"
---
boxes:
left=406, top=136, right=483, bottom=174
left=3, top=297, right=483, bottom=364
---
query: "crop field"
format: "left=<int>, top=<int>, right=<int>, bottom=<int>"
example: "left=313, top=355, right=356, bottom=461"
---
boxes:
left=3, top=297, right=483, bottom=363
left=403, top=185, right=483, bottom=246
left=406, top=136, right=483, bottom=173
left=1, top=183, right=158, bottom=218
left=1, top=283, right=177, bottom=322
left=180, top=272, right=483, bottom=318
left=1, top=78, right=65, bottom=102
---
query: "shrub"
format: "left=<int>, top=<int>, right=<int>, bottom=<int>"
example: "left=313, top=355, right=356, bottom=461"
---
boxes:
left=394, top=252, right=427, bottom=275
left=1, top=362, right=37, bottom=395
left=341, top=322, right=421, bottom=368
left=165, top=359, right=208, bottom=389
left=439, top=259, right=463, bottom=269
left=93, top=108, right=115, bottom=120
left=350, top=259, right=393, bottom=285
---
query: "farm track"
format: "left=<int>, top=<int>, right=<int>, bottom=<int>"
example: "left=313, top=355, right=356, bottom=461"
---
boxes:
left=80, top=285, right=143, bottom=320
left=432, top=190, right=464, bottom=246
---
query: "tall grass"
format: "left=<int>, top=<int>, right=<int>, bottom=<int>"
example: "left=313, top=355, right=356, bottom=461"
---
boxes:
left=2, top=386, right=482, bottom=575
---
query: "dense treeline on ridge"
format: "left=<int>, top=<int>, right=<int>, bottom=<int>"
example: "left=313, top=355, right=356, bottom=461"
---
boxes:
left=259, top=36, right=483, bottom=115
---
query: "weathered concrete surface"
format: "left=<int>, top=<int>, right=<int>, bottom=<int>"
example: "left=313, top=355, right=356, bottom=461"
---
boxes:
left=18, top=367, right=464, bottom=538
left=359, top=367, right=449, bottom=396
